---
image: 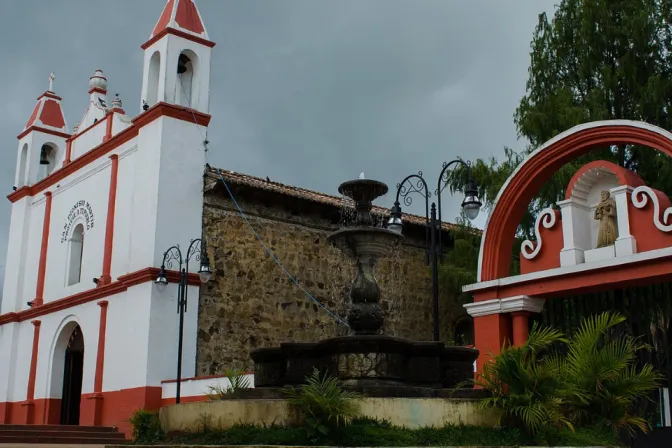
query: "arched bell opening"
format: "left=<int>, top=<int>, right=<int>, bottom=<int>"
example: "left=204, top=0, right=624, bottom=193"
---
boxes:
left=39, top=143, right=58, bottom=180
left=176, top=50, right=199, bottom=109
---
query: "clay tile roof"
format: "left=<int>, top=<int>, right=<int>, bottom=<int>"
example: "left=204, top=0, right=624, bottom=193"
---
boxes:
left=206, top=166, right=460, bottom=232
left=152, top=0, right=208, bottom=39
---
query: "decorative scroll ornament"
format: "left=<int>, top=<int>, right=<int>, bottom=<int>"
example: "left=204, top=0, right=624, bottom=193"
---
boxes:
left=521, top=207, right=557, bottom=260
left=631, top=186, right=672, bottom=232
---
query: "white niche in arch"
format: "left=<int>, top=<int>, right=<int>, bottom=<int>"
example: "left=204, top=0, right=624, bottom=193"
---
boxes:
left=556, top=166, right=636, bottom=267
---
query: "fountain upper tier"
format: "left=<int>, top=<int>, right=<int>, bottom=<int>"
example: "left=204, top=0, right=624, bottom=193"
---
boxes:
left=329, top=178, right=402, bottom=259
left=338, top=179, right=389, bottom=205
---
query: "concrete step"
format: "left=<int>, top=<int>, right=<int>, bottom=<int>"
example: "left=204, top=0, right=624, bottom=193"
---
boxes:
left=0, top=436, right=126, bottom=444
left=0, top=425, right=127, bottom=445
left=0, top=425, right=117, bottom=433
left=0, top=431, right=124, bottom=439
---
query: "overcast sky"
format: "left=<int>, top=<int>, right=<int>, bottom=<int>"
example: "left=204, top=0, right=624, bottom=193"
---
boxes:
left=0, top=0, right=556, bottom=290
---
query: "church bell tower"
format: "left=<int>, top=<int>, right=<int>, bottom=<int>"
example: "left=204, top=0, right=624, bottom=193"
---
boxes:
left=140, top=0, right=214, bottom=113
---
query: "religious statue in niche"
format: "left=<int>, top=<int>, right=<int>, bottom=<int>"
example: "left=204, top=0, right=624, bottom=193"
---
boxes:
left=594, top=190, right=618, bottom=248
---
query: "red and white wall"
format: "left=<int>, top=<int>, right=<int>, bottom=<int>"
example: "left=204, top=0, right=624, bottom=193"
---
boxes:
left=0, top=0, right=215, bottom=437
left=463, top=120, right=672, bottom=377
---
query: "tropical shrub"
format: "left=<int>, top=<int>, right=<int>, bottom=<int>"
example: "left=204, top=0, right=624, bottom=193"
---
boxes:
left=281, top=368, right=361, bottom=438
left=128, top=408, right=164, bottom=443
left=474, top=322, right=572, bottom=436
left=475, top=311, right=661, bottom=440
left=560, top=312, right=662, bottom=435
left=205, top=368, right=251, bottom=400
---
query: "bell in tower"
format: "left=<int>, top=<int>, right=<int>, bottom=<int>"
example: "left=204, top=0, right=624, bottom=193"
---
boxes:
left=39, top=145, right=51, bottom=165
left=177, top=54, right=191, bottom=74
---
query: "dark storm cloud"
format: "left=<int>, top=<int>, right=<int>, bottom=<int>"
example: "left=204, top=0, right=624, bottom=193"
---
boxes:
left=0, top=0, right=556, bottom=291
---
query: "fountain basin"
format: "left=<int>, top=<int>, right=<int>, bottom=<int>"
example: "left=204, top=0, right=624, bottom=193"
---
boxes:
left=338, top=179, right=389, bottom=203
left=327, top=227, right=403, bottom=259
left=251, top=335, right=478, bottom=389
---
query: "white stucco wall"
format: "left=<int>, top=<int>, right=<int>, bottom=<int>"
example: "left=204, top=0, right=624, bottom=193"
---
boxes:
left=71, top=118, right=108, bottom=161
left=0, top=118, right=206, bottom=406
left=0, top=13, right=212, bottom=410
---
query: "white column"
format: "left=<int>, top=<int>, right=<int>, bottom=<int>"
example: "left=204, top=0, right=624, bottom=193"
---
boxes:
left=610, top=185, right=637, bottom=257
left=557, top=198, right=590, bottom=266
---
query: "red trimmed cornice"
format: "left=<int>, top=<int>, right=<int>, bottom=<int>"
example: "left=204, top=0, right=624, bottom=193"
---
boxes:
left=68, top=111, right=111, bottom=143
left=17, top=126, right=71, bottom=141
left=473, top=250, right=672, bottom=303
left=37, top=92, right=62, bottom=101
left=141, top=27, right=216, bottom=50
left=7, top=103, right=210, bottom=204
left=0, top=267, right=201, bottom=326
left=479, top=124, right=672, bottom=282
left=133, top=102, right=211, bottom=128
left=8, top=125, right=137, bottom=203
left=118, top=267, right=201, bottom=288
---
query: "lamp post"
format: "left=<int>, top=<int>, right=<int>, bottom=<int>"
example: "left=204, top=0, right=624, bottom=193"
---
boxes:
left=388, top=160, right=482, bottom=342
left=154, top=238, right=212, bottom=404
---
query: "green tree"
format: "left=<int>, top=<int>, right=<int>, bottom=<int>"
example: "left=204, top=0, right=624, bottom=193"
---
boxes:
left=439, top=214, right=481, bottom=304
left=446, top=0, right=672, bottom=239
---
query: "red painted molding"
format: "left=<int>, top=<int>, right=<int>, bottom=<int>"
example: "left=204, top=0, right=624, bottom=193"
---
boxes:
left=99, top=155, right=119, bottom=286
left=133, top=102, right=212, bottom=128
left=2, top=386, right=162, bottom=437
left=88, top=87, right=108, bottom=95
left=37, top=91, right=63, bottom=101
left=473, top=251, right=672, bottom=303
left=8, top=126, right=137, bottom=203
left=0, top=267, right=201, bottom=326
left=16, top=126, right=71, bottom=141
left=103, top=113, right=114, bottom=142
left=67, top=111, right=111, bottom=146
left=33, top=192, right=53, bottom=307
left=93, top=301, right=109, bottom=394
left=141, top=27, right=216, bottom=50
left=26, top=321, right=42, bottom=402
left=118, top=267, right=201, bottom=287
left=64, top=139, right=73, bottom=166
left=480, top=124, right=672, bottom=282
left=8, top=103, right=210, bottom=204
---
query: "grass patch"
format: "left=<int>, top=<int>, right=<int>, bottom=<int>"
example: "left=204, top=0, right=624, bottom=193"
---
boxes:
left=158, top=417, right=622, bottom=446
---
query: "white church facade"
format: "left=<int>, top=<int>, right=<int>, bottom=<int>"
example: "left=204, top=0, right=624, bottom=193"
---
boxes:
left=0, top=0, right=223, bottom=434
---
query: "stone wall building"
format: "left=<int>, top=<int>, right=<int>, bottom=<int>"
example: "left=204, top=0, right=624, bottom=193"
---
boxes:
left=197, top=167, right=472, bottom=375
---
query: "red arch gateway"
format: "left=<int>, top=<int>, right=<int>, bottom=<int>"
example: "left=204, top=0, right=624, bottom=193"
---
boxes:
left=477, top=120, right=672, bottom=283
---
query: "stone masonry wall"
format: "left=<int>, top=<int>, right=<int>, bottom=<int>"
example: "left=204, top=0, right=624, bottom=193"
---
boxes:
left=196, top=185, right=462, bottom=376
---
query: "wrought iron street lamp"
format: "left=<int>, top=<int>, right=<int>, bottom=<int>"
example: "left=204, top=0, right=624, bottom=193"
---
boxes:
left=155, top=238, right=212, bottom=404
left=388, top=160, right=482, bottom=342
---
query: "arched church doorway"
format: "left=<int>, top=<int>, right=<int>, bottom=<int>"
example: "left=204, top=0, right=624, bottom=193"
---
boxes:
left=59, top=325, right=84, bottom=425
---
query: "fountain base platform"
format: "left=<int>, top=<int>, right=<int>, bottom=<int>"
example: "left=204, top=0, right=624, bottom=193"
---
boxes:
left=251, top=335, right=478, bottom=389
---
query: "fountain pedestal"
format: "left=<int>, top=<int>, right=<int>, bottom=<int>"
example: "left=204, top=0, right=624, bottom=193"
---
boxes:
left=252, top=336, right=476, bottom=389
left=251, top=177, right=478, bottom=390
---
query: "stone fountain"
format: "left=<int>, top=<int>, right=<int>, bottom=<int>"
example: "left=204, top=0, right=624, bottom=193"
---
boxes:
left=251, top=176, right=478, bottom=391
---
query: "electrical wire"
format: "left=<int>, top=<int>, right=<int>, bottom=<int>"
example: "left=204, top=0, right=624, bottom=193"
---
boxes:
left=177, top=76, right=349, bottom=327
left=214, top=168, right=349, bottom=327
